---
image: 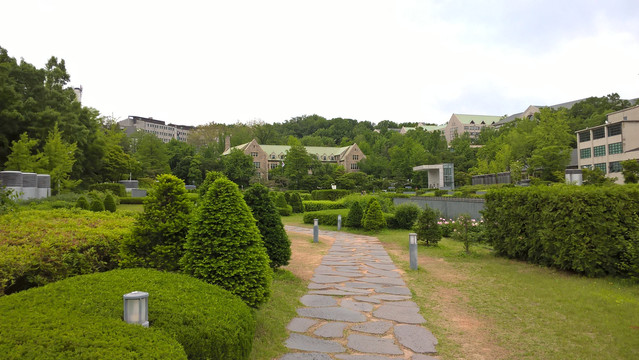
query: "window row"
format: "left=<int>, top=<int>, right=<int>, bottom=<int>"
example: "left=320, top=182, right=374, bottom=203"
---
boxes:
left=582, top=161, right=622, bottom=174
left=579, top=142, right=623, bottom=159
left=578, top=123, right=622, bottom=142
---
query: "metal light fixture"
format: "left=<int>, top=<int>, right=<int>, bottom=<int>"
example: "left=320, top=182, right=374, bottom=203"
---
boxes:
left=123, top=291, right=149, bottom=327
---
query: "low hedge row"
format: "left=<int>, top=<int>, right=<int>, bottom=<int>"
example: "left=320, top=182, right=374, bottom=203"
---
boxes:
left=303, top=200, right=347, bottom=212
left=0, top=268, right=254, bottom=359
left=303, top=209, right=350, bottom=226
left=311, top=189, right=351, bottom=201
left=483, top=185, right=639, bottom=278
left=119, top=196, right=146, bottom=204
left=0, top=209, right=135, bottom=296
left=89, top=183, right=127, bottom=197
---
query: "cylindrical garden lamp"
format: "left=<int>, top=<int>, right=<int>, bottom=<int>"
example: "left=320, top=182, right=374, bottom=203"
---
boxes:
left=123, top=291, right=149, bottom=327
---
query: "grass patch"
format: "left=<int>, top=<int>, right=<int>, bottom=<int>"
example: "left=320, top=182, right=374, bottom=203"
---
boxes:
left=117, top=203, right=144, bottom=213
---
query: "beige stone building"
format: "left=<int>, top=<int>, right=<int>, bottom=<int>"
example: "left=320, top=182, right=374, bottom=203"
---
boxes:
left=576, top=105, right=639, bottom=183
left=222, top=139, right=366, bottom=179
left=443, top=114, right=501, bottom=143
left=118, top=116, right=194, bottom=143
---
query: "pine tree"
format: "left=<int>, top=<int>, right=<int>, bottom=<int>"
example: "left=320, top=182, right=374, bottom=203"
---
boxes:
left=244, top=183, right=291, bottom=268
left=362, top=198, right=386, bottom=231
left=181, top=178, right=272, bottom=308
left=414, top=206, right=441, bottom=246
left=120, top=174, right=192, bottom=271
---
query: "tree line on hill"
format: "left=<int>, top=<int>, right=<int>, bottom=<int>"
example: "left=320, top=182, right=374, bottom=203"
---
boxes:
left=2, top=46, right=637, bottom=192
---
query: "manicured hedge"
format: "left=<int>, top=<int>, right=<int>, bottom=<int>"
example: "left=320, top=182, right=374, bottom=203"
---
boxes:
left=311, top=189, right=351, bottom=201
left=119, top=196, right=146, bottom=204
left=89, top=183, right=127, bottom=197
left=0, top=269, right=255, bottom=359
left=0, top=209, right=135, bottom=296
left=303, top=200, right=347, bottom=212
left=483, top=185, right=639, bottom=278
left=303, top=209, right=350, bottom=226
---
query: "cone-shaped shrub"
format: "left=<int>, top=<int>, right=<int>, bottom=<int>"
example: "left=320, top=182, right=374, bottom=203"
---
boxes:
left=244, top=184, right=291, bottom=268
left=103, top=193, right=116, bottom=213
left=75, top=196, right=89, bottom=210
left=89, top=198, right=104, bottom=212
left=181, top=178, right=272, bottom=308
left=414, top=205, right=441, bottom=246
left=273, top=192, right=293, bottom=216
left=289, top=192, right=304, bottom=213
left=120, top=174, right=192, bottom=271
left=198, top=171, right=225, bottom=198
left=345, top=201, right=363, bottom=228
left=362, top=198, right=386, bottom=231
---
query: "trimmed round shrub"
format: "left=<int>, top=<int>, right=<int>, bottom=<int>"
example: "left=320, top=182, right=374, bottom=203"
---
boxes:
left=181, top=178, right=272, bottom=308
left=345, top=201, right=363, bottom=228
left=0, top=268, right=254, bottom=360
left=103, top=193, right=117, bottom=212
left=289, top=192, right=304, bottom=213
left=362, top=198, right=386, bottom=231
left=244, top=183, right=291, bottom=268
left=414, top=205, right=442, bottom=246
left=89, top=198, right=105, bottom=212
left=273, top=192, right=293, bottom=217
left=393, top=203, right=421, bottom=229
left=75, top=196, right=89, bottom=210
left=120, top=174, right=192, bottom=272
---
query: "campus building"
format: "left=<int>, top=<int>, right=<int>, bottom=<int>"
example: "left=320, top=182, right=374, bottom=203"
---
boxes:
left=442, top=114, right=501, bottom=143
left=118, top=116, right=194, bottom=143
left=576, top=105, right=639, bottom=183
left=222, top=139, right=366, bottom=179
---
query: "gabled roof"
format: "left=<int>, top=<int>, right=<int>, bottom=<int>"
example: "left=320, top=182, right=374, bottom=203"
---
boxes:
left=223, top=140, right=354, bottom=158
left=495, top=98, right=595, bottom=126
left=453, top=114, right=502, bottom=125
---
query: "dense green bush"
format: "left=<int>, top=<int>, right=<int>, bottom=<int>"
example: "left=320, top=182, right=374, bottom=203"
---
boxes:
left=103, top=193, right=117, bottom=212
left=272, top=192, right=293, bottom=216
left=434, top=189, right=448, bottom=196
left=414, top=205, right=441, bottom=246
left=0, top=209, right=134, bottom=296
left=311, top=189, right=351, bottom=201
left=75, top=196, right=90, bottom=210
left=119, top=196, right=146, bottom=204
left=89, top=183, right=126, bottom=197
left=181, top=178, right=272, bottom=308
left=90, top=198, right=105, bottom=212
left=344, top=201, right=363, bottom=228
left=303, top=209, right=350, bottom=226
left=0, top=269, right=255, bottom=360
left=483, top=185, right=639, bottom=278
left=198, top=171, right=225, bottom=198
left=339, top=194, right=394, bottom=213
left=289, top=192, right=304, bottom=213
left=299, top=193, right=312, bottom=201
left=120, top=174, right=192, bottom=272
left=362, top=198, right=386, bottom=231
left=392, top=203, right=421, bottom=229
left=244, top=184, right=291, bottom=268
left=303, top=200, right=347, bottom=212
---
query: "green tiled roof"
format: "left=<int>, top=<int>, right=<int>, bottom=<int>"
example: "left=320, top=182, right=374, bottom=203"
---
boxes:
left=421, top=125, right=446, bottom=131
left=224, top=141, right=352, bottom=157
left=454, top=114, right=501, bottom=125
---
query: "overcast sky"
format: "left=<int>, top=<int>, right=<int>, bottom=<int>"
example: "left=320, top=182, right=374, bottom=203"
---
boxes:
left=2, top=0, right=638, bottom=127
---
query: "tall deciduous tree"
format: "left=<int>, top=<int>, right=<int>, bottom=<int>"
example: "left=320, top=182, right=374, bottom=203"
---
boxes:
left=4, top=133, right=41, bottom=172
left=38, top=124, right=78, bottom=192
left=133, top=132, right=170, bottom=177
left=222, top=149, right=255, bottom=188
left=284, top=143, right=312, bottom=190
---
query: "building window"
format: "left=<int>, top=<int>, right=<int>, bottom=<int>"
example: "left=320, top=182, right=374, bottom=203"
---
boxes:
left=608, top=123, right=622, bottom=137
left=594, top=163, right=606, bottom=173
left=593, top=145, right=606, bottom=157
left=269, top=163, right=278, bottom=169
left=581, top=165, right=592, bottom=170
left=322, top=156, right=326, bottom=160
left=609, top=142, right=623, bottom=155
left=251, top=152, right=258, bottom=157
left=280, top=155, right=285, bottom=159
left=270, top=154, right=276, bottom=159
left=350, top=163, right=359, bottom=170
left=353, top=155, right=359, bottom=160
left=579, top=148, right=591, bottom=159
left=609, top=161, right=622, bottom=173
left=592, top=127, right=605, bottom=140
left=330, top=156, right=334, bottom=160
left=254, top=162, right=260, bottom=169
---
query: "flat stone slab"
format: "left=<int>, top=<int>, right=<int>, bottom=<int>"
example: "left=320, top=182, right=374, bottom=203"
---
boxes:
left=312, top=275, right=351, bottom=284
left=364, top=267, right=401, bottom=278
left=371, top=294, right=411, bottom=301
left=285, top=333, right=345, bottom=353
left=351, top=321, right=393, bottom=334
left=340, top=299, right=374, bottom=312
left=387, top=300, right=419, bottom=308
left=300, top=295, right=338, bottom=307
left=354, top=296, right=382, bottom=304
left=335, top=286, right=372, bottom=294
left=359, top=276, right=405, bottom=286
left=377, top=286, right=411, bottom=295
left=362, top=262, right=397, bottom=270
left=287, top=317, right=318, bottom=332
left=297, top=307, right=367, bottom=322
left=281, top=353, right=333, bottom=360
left=314, top=322, right=348, bottom=337
left=310, top=289, right=365, bottom=296
left=374, top=304, right=426, bottom=324
left=394, top=324, right=438, bottom=353
left=308, top=282, right=332, bottom=290
left=346, top=334, right=402, bottom=355
left=343, top=281, right=383, bottom=290
left=336, top=355, right=397, bottom=360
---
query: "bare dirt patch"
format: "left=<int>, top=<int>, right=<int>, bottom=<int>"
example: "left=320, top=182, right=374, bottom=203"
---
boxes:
left=283, top=232, right=335, bottom=281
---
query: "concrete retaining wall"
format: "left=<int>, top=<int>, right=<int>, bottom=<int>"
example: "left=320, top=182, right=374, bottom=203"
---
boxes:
left=394, top=196, right=485, bottom=220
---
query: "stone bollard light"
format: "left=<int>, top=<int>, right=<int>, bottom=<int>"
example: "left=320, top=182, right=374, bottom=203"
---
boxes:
left=337, top=215, right=342, bottom=231
left=313, top=219, right=319, bottom=243
left=409, top=233, right=418, bottom=270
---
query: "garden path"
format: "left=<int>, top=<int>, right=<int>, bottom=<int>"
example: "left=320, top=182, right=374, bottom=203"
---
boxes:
left=280, top=225, right=439, bottom=360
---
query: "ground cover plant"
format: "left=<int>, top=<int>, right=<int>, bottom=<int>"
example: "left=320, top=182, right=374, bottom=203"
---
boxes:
left=0, top=208, right=134, bottom=296
left=0, top=268, right=254, bottom=360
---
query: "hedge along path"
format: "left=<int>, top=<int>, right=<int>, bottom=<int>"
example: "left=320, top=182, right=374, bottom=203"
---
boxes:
left=281, top=225, right=438, bottom=360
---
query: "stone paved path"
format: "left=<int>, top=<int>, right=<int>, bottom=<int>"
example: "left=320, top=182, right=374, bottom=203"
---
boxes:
left=280, top=225, right=438, bottom=360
